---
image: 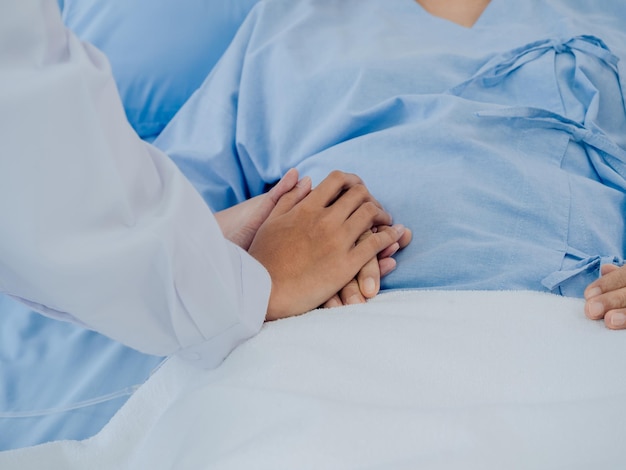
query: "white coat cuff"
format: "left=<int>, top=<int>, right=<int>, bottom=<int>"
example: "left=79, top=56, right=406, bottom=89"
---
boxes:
left=176, top=244, right=270, bottom=369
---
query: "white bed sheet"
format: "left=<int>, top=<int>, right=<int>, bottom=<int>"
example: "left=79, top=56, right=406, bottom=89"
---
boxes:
left=1, top=290, right=625, bottom=469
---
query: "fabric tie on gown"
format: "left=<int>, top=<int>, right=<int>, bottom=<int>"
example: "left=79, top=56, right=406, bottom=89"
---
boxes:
left=476, top=106, right=626, bottom=192
left=541, top=249, right=624, bottom=294
left=449, top=35, right=621, bottom=95
left=448, top=35, right=626, bottom=294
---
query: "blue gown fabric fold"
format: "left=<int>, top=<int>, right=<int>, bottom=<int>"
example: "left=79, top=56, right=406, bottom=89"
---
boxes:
left=156, top=0, right=626, bottom=297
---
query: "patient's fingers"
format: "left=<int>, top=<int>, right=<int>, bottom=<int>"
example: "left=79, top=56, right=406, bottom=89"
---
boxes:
left=585, top=286, right=626, bottom=320
left=354, top=248, right=398, bottom=301
left=322, top=227, right=403, bottom=310
left=584, top=264, right=625, bottom=300
left=378, top=257, right=397, bottom=277
left=356, top=256, right=380, bottom=299
left=378, top=242, right=399, bottom=261
left=376, top=224, right=411, bottom=264
left=324, top=233, right=378, bottom=308
left=354, top=231, right=384, bottom=300
left=351, top=224, right=405, bottom=269
left=604, top=308, right=626, bottom=330
left=397, top=226, right=413, bottom=250
left=339, top=278, right=367, bottom=305
left=323, top=257, right=397, bottom=309
left=266, top=168, right=300, bottom=204
left=375, top=224, right=412, bottom=258
left=584, top=264, right=626, bottom=324
left=601, top=264, right=621, bottom=276
left=323, top=294, right=343, bottom=309
left=270, top=175, right=313, bottom=216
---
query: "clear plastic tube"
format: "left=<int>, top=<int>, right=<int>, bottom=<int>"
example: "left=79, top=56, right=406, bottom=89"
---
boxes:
left=0, top=358, right=167, bottom=419
left=0, top=385, right=140, bottom=418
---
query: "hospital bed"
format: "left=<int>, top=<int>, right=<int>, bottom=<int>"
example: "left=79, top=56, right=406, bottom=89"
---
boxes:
left=2, top=290, right=626, bottom=468
left=1, top=0, right=626, bottom=468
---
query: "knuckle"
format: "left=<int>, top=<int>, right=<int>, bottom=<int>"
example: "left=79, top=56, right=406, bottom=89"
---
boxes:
left=315, top=215, right=341, bottom=242
left=357, top=230, right=373, bottom=243
left=610, top=289, right=626, bottom=310
left=348, top=172, right=362, bottom=184
left=352, top=183, right=369, bottom=200
left=362, top=201, right=380, bottom=218
left=614, top=268, right=626, bottom=288
left=598, top=265, right=626, bottom=291
left=328, top=170, right=345, bottom=183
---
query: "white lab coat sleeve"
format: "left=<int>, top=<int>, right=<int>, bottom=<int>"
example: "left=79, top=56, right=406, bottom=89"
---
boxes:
left=0, top=0, right=271, bottom=369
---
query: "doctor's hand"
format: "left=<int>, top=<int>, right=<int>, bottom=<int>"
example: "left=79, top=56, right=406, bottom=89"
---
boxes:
left=214, top=168, right=306, bottom=250
left=584, top=264, right=626, bottom=330
left=248, top=170, right=406, bottom=321
left=322, top=226, right=412, bottom=308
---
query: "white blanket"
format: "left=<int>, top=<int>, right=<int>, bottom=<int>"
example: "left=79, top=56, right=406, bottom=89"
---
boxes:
left=2, top=290, right=625, bottom=469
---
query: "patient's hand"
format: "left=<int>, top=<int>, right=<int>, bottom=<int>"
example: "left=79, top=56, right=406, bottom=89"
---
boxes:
left=248, top=170, right=406, bottom=320
left=214, top=168, right=305, bottom=250
left=584, top=264, right=626, bottom=329
left=323, top=226, right=412, bottom=308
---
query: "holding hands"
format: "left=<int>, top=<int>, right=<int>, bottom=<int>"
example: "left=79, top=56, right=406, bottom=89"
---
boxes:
left=249, top=170, right=407, bottom=320
left=216, top=169, right=410, bottom=320
left=214, top=168, right=303, bottom=251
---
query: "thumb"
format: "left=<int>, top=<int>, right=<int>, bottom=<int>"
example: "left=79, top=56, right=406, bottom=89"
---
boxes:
left=270, top=175, right=313, bottom=217
left=266, top=168, right=299, bottom=205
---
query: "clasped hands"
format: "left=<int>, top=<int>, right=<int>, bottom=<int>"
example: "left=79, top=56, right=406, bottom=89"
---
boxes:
left=215, top=169, right=411, bottom=320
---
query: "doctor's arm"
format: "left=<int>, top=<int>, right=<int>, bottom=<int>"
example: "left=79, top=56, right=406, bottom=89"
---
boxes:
left=0, top=0, right=402, bottom=368
left=0, top=0, right=274, bottom=368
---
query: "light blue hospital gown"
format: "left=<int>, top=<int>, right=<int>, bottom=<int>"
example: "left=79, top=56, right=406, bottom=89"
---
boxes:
left=156, top=0, right=626, bottom=297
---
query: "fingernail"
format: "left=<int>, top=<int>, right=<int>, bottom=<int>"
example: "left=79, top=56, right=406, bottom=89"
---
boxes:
left=348, top=295, right=363, bottom=305
left=362, top=277, right=376, bottom=296
left=610, top=312, right=626, bottom=328
left=588, top=301, right=604, bottom=318
left=585, top=287, right=602, bottom=299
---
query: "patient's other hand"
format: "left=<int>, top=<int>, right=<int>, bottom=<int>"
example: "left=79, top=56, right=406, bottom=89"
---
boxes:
left=323, top=226, right=412, bottom=308
left=248, top=170, right=406, bottom=320
left=214, top=168, right=306, bottom=250
left=584, top=264, right=626, bottom=329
